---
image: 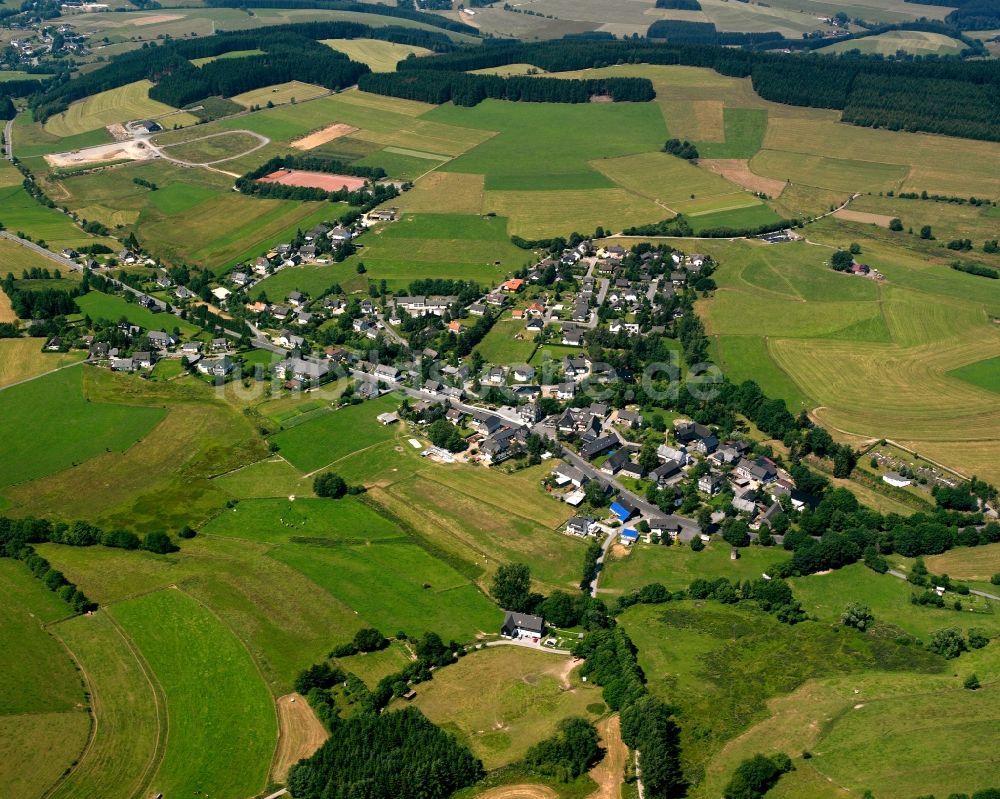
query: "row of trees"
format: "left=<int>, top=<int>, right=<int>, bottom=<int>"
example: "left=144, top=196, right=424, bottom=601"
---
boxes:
left=358, top=71, right=655, bottom=106
left=396, top=39, right=1000, bottom=142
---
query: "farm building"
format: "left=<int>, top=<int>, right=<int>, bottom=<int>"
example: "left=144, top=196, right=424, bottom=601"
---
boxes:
left=500, top=611, right=545, bottom=640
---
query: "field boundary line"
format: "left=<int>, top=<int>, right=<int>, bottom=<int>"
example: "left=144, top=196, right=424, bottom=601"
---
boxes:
left=301, top=439, right=392, bottom=479
left=0, top=356, right=85, bottom=393
left=174, top=585, right=281, bottom=793
left=103, top=607, right=169, bottom=799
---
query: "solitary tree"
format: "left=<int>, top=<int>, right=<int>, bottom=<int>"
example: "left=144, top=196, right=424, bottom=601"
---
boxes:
left=491, top=563, right=532, bottom=612
left=841, top=602, right=874, bottom=631
left=314, top=471, right=347, bottom=498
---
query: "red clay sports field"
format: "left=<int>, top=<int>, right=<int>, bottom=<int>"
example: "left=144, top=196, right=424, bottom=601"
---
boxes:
left=257, top=169, right=368, bottom=191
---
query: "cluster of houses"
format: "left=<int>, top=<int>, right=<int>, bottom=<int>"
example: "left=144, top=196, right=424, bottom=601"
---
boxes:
left=82, top=319, right=235, bottom=378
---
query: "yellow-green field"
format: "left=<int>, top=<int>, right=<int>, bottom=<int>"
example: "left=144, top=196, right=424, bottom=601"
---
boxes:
left=322, top=37, right=432, bottom=71
left=43, top=80, right=199, bottom=137
left=817, top=29, right=965, bottom=56
left=230, top=80, right=330, bottom=109
left=0, top=339, right=85, bottom=388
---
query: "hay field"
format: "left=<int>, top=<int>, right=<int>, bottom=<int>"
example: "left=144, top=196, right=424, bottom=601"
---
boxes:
left=817, top=29, right=965, bottom=56
left=592, top=150, right=751, bottom=206
left=405, top=647, right=602, bottom=769
left=110, top=589, right=276, bottom=799
left=0, top=339, right=85, bottom=388
left=396, top=171, right=485, bottom=214
left=231, top=80, right=329, bottom=109
left=43, top=80, right=199, bottom=138
left=485, top=187, right=665, bottom=238
left=322, top=37, right=432, bottom=71
left=190, top=48, right=264, bottom=67
left=750, top=150, right=910, bottom=194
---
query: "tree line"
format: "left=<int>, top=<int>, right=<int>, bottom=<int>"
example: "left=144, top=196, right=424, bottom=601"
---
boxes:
left=1, top=273, right=79, bottom=320
left=655, top=0, right=701, bottom=8
left=395, top=39, right=1000, bottom=142
left=235, top=154, right=399, bottom=206
left=647, top=20, right=785, bottom=47
left=357, top=71, right=655, bottom=106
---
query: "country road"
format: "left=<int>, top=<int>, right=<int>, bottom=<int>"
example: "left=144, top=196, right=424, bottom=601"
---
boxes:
left=888, top=569, right=1000, bottom=602
left=3, top=117, right=13, bottom=160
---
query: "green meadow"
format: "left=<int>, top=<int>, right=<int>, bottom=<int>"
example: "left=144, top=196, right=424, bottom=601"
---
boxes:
left=695, top=108, right=768, bottom=160
left=110, top=589, right=276, bottom=799
left=948, top=355, right=1000, bottom=394
left=76, top=290, right=199, bottom=335
left=0, top=367, right=167, bottom=490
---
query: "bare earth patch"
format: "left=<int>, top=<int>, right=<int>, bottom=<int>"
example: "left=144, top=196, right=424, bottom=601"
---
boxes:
left=271, top=693, right=327, bottom=781
left=587, top=715, right=626, bottom=799
left=45, top=140, right=158, bottom=168
left=832, top=208, right=896, bottom=227
left=476, top=787, right=558, bottom=799
left=291, top=123, right=360, bottom=151
left=258, top=169, right=367, bottom=191
left=698, top=159, right=786, bottom=197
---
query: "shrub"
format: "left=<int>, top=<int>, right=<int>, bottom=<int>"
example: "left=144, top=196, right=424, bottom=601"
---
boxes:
left=314, top=471, right=347, bottom=498
left=723, top=752, right=793, bottom=799
left=353, top=627, right=389, bottom=652
left=967, top=628, right=989, bottom=650
left=841, top=602, right=874, bottom=631
left=964, top=673, right=980, bottom=690
left=928, top=627, right=967, bottom=659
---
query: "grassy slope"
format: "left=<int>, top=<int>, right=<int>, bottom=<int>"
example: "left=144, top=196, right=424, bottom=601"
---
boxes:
left=76, top=290, right=199, bottom=335
left=0, top=339, right=85, bottom=389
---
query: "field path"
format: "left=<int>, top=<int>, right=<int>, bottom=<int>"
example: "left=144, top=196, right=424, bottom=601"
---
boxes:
left=4, top=118, right=13, bottom=160
left=476, top=786, right=557, bottom=799
left=588, top=715, right=627, bottom=799
left=271, top=694, right=328, bottom=782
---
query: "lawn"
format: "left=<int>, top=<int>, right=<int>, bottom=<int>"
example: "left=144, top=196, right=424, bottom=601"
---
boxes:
left=0, top=366, right=167, bottom=490
left=201, top=496, right=404, bottom=544
left=948, top=355, right=1000, bottom=395
left=791, top=563, right=1000, bottom=641
left=272, top=539, right=501, bottom=640
left=600, top=540, right=790, bottom=595
left=0, top=560, right=89, bottom=799
left=428, top=99, right=668, bottom=189
left=322, top=38, right=432, bottom=71
left=269, top=394, right=400, bottom=473
left=110, top=588, right=276, bottom=799
left=474, top=317, right=537, bottom=364
left=49, top=611, right=162, bottom=799
left=43, top=80, right=199, bottom=138
left=405, top=646, right=603, bottom=769
left=0, top=338, right=85, bottom=389
left=696, top=107, right=768, bottom=160
left=76, top=290, right=199, bottom=335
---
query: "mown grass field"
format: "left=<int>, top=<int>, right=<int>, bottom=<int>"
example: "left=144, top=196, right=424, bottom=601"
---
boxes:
left=49, top=611, right=162, bottom=799
left=0, top=366, right=167, bottom=490
left=43, top=80, right=199, bottom=137
left=190, top=48, right=264, bottom=67
left=0, top=338, right=85, bottom=388
left=818, top=29, right=965, bottom=56
left=157, top=131, right=263, bottom=164
left=76, top=290, right=199, bottom=334
left=231, top=80, right=330, bottom=109
left=925, top=542, right=1000, bottom=583
left=475, top=317, right=537, bottom=364
left=110, top=589, right=276, bottom=799
left=948, top=355, right=1000, bottom=395
left=0, top=560, right=89, bottom=799
left=405, top=646, right=602, bottom=769
left=322, top=37, right=432, bottom=71
left=695, top=107, right=767, bottom=160
left=600, top=541, right=790, bottom=595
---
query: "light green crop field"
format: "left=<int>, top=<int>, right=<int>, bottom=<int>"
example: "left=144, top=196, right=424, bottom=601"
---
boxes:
left=49, top=611, right=162, bottom=799
left=76, top=290, right=199, bottom=335
left=269, top=394, right=401, bottom=473
left=231, top=80, right=330, bottom=109
left=43, top=80, right=199, bottom=138
left=0, top=367, right=167, bottom=490
left=190, top=48, right=265, bottom=67
left=110, top=589, right=276, bottom=799
left=750, top=149, right=910, bottom=194
left=405, top=646, right=603, bottom=769
left=695, top=235, right=1000, bottom=485
left=791, top=563, right=1000, bottom=641
left=0, top=338, right=85, bottom=389
left=695, top=107, right=768, bottom=160
left=201, top=496, right=404, bottom=544
left=272, top=539, right=501, bottom=640
left=686, top=203, right=783, bottom=233
left=591, top=150, right=751, bottom=207
left=817, top=29, right=965, bottom=56
left=710, top=335, right=811, bottom=411
left=0, top=561, right=89, bottom=799
left=322, top=38, right=432, bottom=71
left=600, top=541, right=791, bottom=595
left=619, top=601, right=947, bottom=791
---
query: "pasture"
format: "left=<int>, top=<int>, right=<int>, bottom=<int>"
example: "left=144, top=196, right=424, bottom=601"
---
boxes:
left=0, top=561, right=89, bottom=799
left=49, top=611, right=163, bottom=799
left=0, top=168, right=107, bottom=249
left=948, top=355, right=1000, bottom=395
left=214, top=456, right=313, bottom=499
left=110, top=588, right=276, bottom=799
left=695, top=107, right=767, bottom=160
left=75, top=290, right=199, bottom=335
left=818, top=29, right=965, bottom=56
left=322, top=37, right=432, bottom=71
left=231, top=80, right=329, bottom=109
left=43, top=80, right=199, bottom=138
left=0, top=338, right=84, bottom=388
left=600, top=541, right=790, bottom=595
left=395, top=172, right=485, bottom=214
left=925, top=542, right=1000, bottom=584
left=710, top=334, right=811, bottom=410
left=269, top=394, right=401, bottom=473
left=405, top=646, right=602, bottom=769
left=0, top=366, right=167, bottom=490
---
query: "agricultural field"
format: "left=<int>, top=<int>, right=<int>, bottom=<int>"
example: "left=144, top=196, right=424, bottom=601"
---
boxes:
left=190, top=48, right=265, bottom=67
left=322, top=37, right=432, bottom=71
left=817, top=29, right=966, bottom=56
left=0, top=338, right=85, bottom=388
left=0, top=560, right=89, bottom=799
left=404, top=646, right=603, bottom=769
left=156, top=130, right=265, bottom=164
left=0, top=366, right=167, bottom=491
left=924, top=542, right=1000, bottom=585
left=110, top=589, right=276, bottom=799
left=231, top=80, right=330, bottom=109
left=43, top=80, right=199, bottom=138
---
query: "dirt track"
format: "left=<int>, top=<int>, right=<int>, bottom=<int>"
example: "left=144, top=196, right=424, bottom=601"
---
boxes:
left=698, top=159, right=786, bottom=197
left=476, top=786, right=557, bottom=799
left=588, top=715, right=626, bottom=799
left=271, top=694, right=328, bottom=781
